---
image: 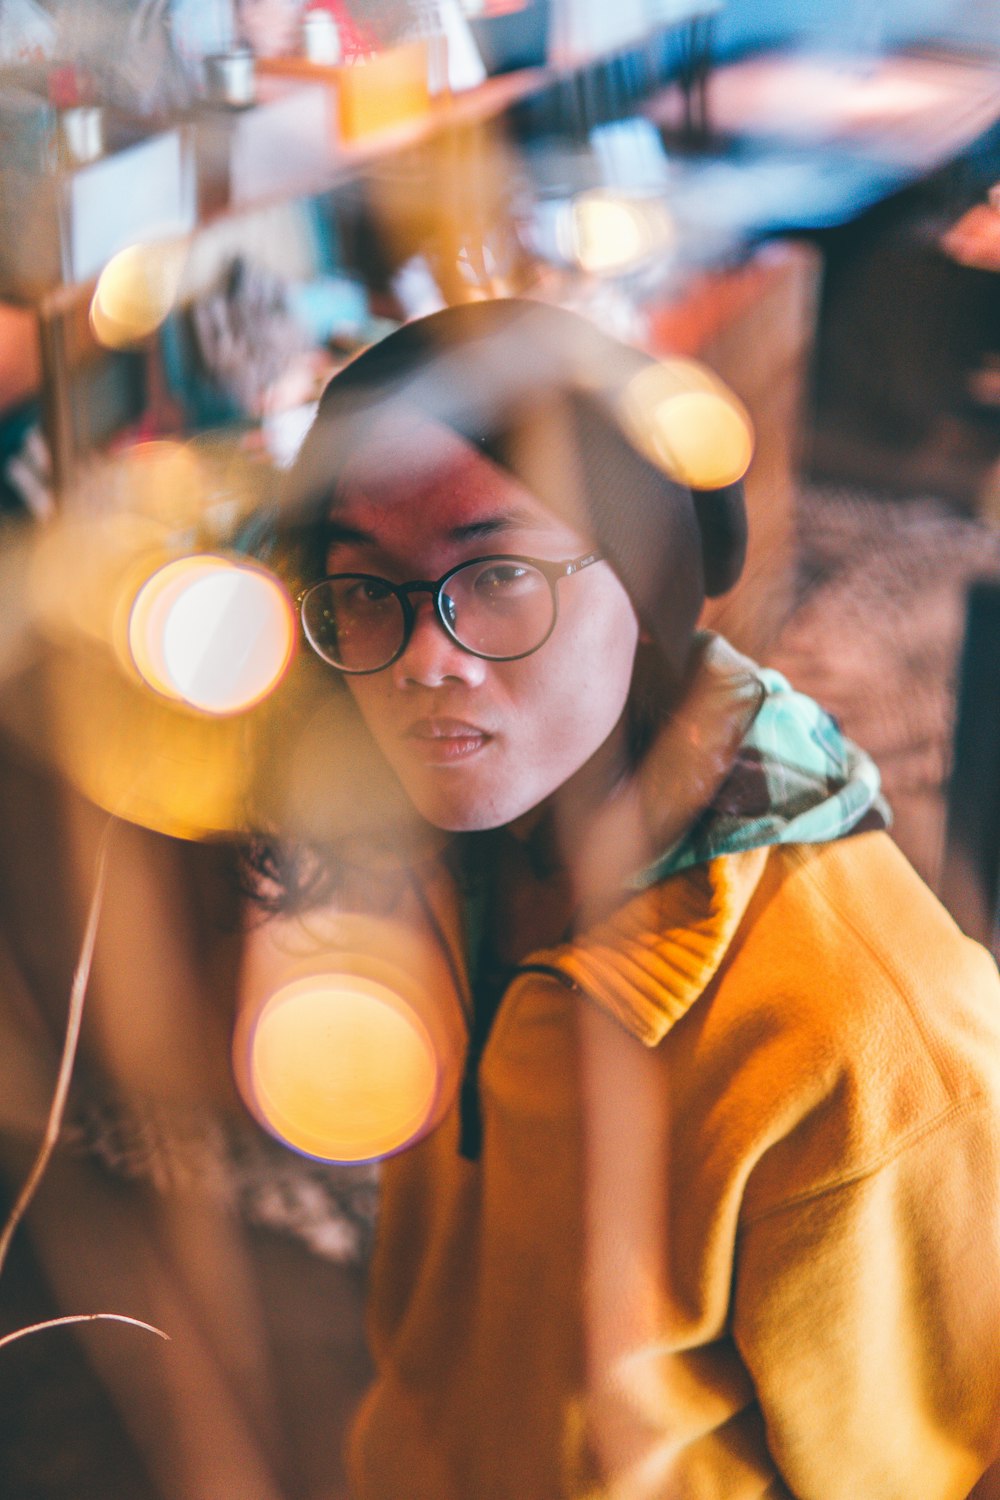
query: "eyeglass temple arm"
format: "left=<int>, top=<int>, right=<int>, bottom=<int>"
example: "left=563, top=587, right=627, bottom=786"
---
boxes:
left=562, top=550, right=604, bottom=577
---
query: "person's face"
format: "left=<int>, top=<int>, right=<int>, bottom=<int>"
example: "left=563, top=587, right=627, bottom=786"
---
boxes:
left=323, top=418, right=642, bottom=832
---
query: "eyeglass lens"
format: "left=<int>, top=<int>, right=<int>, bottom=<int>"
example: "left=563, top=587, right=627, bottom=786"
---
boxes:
left=301, top=559, right=557, bottom=671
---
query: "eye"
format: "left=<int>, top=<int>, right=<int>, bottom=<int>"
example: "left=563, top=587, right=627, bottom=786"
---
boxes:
left=332, top=577, right=398, bottom=623
left=344, top=577, right=393, bottom=606
left=472, top=562, right=535, bottom=597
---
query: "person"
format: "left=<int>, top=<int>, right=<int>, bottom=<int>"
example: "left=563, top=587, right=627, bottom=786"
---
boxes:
left=243, top=297, right=1000, bottom=1500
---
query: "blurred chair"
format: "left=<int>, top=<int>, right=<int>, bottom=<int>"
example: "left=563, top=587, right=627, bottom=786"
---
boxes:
left=939, top=579, right=1000, bottom=960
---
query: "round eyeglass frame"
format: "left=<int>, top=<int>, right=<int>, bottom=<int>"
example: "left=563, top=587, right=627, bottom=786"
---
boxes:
left=297, top=550, right=605, bottom=675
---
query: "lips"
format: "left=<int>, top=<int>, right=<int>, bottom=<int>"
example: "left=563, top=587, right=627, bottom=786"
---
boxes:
left=403, top=717, right=493, bottom=764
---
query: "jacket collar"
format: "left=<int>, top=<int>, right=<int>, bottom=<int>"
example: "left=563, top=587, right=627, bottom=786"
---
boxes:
left=538, top=847, right=770, bottom=1046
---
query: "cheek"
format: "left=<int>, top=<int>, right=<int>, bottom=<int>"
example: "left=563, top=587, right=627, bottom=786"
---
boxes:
left=343, top=676, right=392, bottom=742
left=511, top=601, right=640, bottom=763
left=565, top=587, right=640, bottom=705
left=339, top=591, right=641, bottom=830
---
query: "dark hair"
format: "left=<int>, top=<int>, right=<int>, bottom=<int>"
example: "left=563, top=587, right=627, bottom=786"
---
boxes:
left=276, top=300, right=746, bottom=683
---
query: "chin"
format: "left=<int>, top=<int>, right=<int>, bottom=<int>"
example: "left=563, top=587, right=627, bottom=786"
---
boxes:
left=414, top=800, right=521, bottom=834
left=403, top=779, right=540, bottom=834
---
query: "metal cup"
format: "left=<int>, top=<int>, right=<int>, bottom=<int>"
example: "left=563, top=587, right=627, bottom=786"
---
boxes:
left=204, top=50, right=256, bottom=109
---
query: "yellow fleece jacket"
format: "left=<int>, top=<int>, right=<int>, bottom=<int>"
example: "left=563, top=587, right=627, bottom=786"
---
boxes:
left=347, top=832, right=1000, bottom=1500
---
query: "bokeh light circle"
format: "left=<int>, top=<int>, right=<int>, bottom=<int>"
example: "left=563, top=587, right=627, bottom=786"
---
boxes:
left=246, top=975, right=441, bottom=1163
left=646, top=389, right=755, bottom=489
left=567, top=190, right=674, bottom=276
left=90, top=239, right=188, bottom=348
left=621, top=359, right=755, bottom=488
left=128, top=555, right=295, bottom=715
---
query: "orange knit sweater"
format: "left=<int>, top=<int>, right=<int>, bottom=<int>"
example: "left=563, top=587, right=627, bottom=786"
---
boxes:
left=349, top=833, right=1000, bottom=1499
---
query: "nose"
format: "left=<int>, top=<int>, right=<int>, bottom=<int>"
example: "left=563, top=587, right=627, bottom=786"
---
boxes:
left=391, top=597, right=487, bottom=690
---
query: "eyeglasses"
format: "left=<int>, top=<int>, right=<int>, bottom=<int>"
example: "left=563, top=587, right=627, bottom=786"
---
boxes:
left=298, top=551, right=604, bottom=674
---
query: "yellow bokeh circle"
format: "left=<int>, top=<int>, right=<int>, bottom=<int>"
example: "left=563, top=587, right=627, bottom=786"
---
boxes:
left=90, top=238, right=188, bottom=349
left=246, top=974, right=441, bottom=1163
left=621, top=359, right=755, bottom=488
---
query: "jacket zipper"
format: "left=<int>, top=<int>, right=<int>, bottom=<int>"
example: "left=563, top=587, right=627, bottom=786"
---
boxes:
left=458, top=963, right=579, bottom=1162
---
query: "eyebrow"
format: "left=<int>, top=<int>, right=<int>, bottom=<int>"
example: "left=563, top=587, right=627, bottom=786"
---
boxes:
left=324, top=508, right=542, bottom=552
left=448, top=513, right=534, bottom=543
left=324, top=520, right=378, bottom=548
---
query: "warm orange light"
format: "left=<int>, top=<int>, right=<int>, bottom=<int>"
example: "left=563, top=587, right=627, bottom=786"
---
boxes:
left=235, top=915, right=467, bottom=1163
left=107, top=441, right=209, bottom=530
left=44, top=640, right=257, bottom=840
left=128, top=555, right=295, bottom=715
left=246, top=975, right=441, bottom=1162
left=90, top=238, right=188, bottom=349
left=621, top=360, right=754, bottom=488
left=646, top=389, right=755, bottom=489
left=30, top=514, right=166, bottom=650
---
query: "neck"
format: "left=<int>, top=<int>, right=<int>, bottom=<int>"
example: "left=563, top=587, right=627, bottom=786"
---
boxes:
left=511, top=712, right=633, bottom=860
left=466, top=716, right=633, bottom=960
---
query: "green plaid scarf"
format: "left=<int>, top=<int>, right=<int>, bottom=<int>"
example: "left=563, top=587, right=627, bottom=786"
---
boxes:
left=637, top=667, right=891, bottom=887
